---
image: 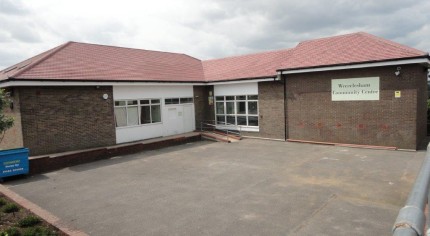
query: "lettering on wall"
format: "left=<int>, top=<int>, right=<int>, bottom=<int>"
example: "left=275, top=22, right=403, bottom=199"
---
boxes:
left=331, top=77, right=380, bottom=101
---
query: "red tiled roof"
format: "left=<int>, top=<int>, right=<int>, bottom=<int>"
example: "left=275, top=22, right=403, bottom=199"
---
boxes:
left=1, top=42, right=204, bottom=82
left=280, top=32, right=427, bottom=70
left=1, top=32, right=427, bottom=83
left=0, top=44, right=65, bottom=81
left=202, top=48, right=293, bottom=82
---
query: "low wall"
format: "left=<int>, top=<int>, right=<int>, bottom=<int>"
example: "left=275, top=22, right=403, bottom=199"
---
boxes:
left=29, top=134, right=202, bottom=175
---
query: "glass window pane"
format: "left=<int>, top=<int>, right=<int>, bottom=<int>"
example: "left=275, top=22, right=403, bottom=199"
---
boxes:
left=248, top=95, right=258, bottom=100
left=127, top=100, right=138, bottom=105
left=215, top=96, right=224, bottom=101
left=180, top=97, right=193, bottom=104
left=114, top=107, right=127, bottom=127
left=226, top=102, right=235, bottom=114
left=226, top=96, right=234, bottom=101
left=115, top=101, right=126, bottom=106
left=248, top=116, right=259, bottom=126
left=140, top=106, right=151, bottom=124
left=226, top=116, right=236, bottom=125
left=127, top=106, right=139, bottom=126
left=236, top=95, right=246, bottom=100
left=216, top=115, right=225, bottom=124
left=237, top=116, right=247, bottom=125
left=151, top=99, right=160, bottom=104
left=140, top=100, right=150, bottom=105
left=248, top=101, right=258, bottom=114
left=236, top=101, right=246, bottom=114
left=216, top=102, right=225, bottom=114
left=165, top=98, right=179, bottom=104
left=151, top=105, right=161, bottom=123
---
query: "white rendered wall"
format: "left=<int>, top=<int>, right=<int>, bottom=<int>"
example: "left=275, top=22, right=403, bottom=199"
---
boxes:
left=113, top=85, right=194, bottom=144
left=214, top=82, right=258, bottom=96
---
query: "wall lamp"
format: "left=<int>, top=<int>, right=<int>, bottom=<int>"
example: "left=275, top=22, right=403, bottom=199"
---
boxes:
left=395, top=66, right=401, bottom=76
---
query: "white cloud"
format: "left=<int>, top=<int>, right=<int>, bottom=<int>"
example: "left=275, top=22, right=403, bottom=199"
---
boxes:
left=0, top=0, right=429, bottom=69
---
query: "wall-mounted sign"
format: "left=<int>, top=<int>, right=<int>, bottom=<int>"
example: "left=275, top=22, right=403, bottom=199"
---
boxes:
left=395, top=91, right=401, bottom=98
left=331, top=77, right=380, bottom=101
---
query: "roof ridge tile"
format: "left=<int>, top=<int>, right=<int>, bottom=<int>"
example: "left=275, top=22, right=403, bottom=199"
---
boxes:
left=203, top=48, right=293, bottom=62
left=69, top=41, right=201, bottom=59
left=358, top=32, right=428, bottom=55
left=296, top=32, right=361, bottom=45
left=12, top=41, right=73, bottom=78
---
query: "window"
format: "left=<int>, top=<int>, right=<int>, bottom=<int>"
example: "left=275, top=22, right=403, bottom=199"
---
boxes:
left=165, top=98, right=179, bottom=105
left=214, top=95, right=259, bottom=126
left=165, top=97, right=194, bottom=105
left=114, top=99, right=162, bottom=127
left=180, top=97, right=193, bottom=104
left=140, top=99, right=161, bottom=124
left=114, top=100, right=138, bottom=127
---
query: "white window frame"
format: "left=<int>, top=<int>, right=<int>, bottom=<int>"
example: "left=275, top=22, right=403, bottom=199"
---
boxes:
left=139, top=99, right=162, bottom=125
left=214, top=95, right=259, bottom=127
left=114, top=98, right=162, bottom=128
left=165, top=97, right=194, bottom=105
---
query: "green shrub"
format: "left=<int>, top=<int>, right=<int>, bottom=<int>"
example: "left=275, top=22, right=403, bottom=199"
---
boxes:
left=0, top=227, right=21, bottom=236
left=18, top=216, right=41, bottom=227
left=22, top=226, right=57, bottom=236
left=2, top=203, right=19, bottom=213
left=0, top=197, right=7, bottom=206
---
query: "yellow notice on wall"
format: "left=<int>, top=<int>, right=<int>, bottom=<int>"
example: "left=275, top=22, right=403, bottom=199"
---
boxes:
left=395, top=91, right=401, bottom=98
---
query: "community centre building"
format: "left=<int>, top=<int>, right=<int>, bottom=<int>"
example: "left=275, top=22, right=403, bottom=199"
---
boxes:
left=0, top=32, right=429, bottom=155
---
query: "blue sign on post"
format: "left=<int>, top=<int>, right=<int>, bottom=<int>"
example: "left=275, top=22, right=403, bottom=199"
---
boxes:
left=0, top=148, right=29, bottom=178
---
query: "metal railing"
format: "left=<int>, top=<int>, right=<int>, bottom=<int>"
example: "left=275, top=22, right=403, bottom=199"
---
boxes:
left=393, top=143, right=430, bottom=236
left=199, top=120, right=242, bottom=141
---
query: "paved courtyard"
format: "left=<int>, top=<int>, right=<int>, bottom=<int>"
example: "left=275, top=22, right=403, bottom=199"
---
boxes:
left=4, top=139, right=425, bottom=235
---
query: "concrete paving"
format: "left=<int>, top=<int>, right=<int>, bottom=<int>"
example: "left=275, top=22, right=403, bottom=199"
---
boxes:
left=4, top=139, right=425, bottom=236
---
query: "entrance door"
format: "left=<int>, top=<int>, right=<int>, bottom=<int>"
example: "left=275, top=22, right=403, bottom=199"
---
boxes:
left=164, top=106, right=184, bottom=136
left=183, top=105, right=195, bottom=132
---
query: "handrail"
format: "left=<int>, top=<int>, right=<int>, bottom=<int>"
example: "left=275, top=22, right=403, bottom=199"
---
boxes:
left=199, top=121, right=242, bottom=140
left=392, top=143, right=430, bottom=236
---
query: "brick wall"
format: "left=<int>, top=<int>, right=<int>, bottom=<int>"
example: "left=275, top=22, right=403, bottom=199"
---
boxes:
left=0, top=88, right=24, bottom=150
left=416, top=67, right=428, bottom=149
left=243, top=81, right=285, bottom=139
left=286, top=64, right=428, bottom=149
left=193, top=85, right=215, bottom=128
left=19, top=86, right=116, bottom=155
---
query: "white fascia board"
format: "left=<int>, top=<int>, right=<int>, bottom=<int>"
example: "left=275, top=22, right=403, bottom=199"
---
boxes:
left=0, top=77, right=275, bottom=88
left=206, top=78, right=274, bottom=85
left=281, top=58, right=430, bottom=75
left=0, top=81, right=206, bottom=88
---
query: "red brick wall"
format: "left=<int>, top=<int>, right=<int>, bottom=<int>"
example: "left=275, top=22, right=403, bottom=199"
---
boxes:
left=253, top=81, right=285, bottom=139
left=286, top=64, right=428, bottom=149
left=230, top=81, right=286, bottom=140
left=19, top=86, right=116, bottom=155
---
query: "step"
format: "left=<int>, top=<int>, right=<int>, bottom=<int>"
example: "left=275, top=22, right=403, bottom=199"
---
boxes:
left=201, top=132, right=240, bottom=143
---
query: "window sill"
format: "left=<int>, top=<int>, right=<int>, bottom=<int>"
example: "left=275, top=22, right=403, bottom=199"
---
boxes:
left=116, top=122, right=163, bottom=129
left=215, top=125, right=259, bottom=132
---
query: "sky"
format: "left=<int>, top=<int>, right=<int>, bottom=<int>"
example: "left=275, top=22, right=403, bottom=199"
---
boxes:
left=1, top=0, right=430, bottom=70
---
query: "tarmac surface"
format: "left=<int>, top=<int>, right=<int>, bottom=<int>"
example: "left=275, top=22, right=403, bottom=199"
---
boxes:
left=4, top=139, right=425, bottom=235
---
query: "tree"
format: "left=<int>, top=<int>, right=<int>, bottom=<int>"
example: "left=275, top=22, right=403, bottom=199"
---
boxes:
left=0, top=89, right=14, bottom=144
